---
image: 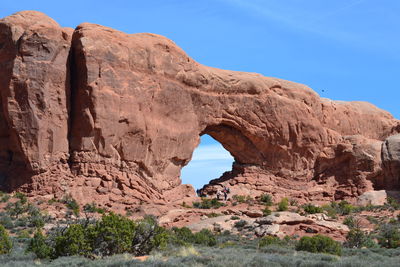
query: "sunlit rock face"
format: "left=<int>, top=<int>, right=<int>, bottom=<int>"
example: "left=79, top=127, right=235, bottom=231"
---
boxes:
left=0, top=11, right=399, bottom=208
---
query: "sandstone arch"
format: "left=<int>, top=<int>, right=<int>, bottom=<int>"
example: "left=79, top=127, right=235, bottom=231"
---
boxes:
left=0, top=11, right=399, bottom=208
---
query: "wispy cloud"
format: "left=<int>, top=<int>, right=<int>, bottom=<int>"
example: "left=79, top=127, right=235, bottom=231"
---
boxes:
left=190, top=144, right=233, bottom=161
left=216, top=0, right=372, bottom=45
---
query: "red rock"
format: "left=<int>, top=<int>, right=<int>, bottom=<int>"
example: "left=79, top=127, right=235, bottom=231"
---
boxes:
left=0, top=11, right=399, bottom=210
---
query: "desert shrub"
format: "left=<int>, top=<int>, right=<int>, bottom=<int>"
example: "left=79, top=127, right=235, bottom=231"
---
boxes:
left=296, top=234, right=342, bottom=256
left=367, top=216, right=380, bottom=226
left=61, top=195, right=80, bottom=216
left=232, top=195, right=252, bottom=204
left=262, top=207, right=272, bottom=216
left=17, top=229, right=31, bottom=239
left=131, top=215, right=169, bottom=255
left=343, top=215, right=359, bottom=229
left=230, top=215, right=240, bottom=220
left=206, top=213, right=221, bottom=218
left=377, top=223, right=400, bottom=248
left=170, top=227, right=216, bottom=247
left=335, top=200, right=354, bottom=215
left=0, top=193, right=10, bottom=203
left=258, top=236, right=282, bottom=247
left=234, top=220, right=247, bottom=228
left=259, top=194, right=273, bottom=206
left=0, top=215, right=14, bottom=229
left=171, top=227, right=195, bottom=245
left=277, top=198, right=289, bottom=211
left=344, top=228, right=377, bottom=248
left=27, top=205, right=46, bottom=228
left=87, top=212, right=136, bottom=256
left=5, top=198, right=29, bottom=219
left=303, top=204, right=323, bottom=214
left=387, top=197, right=400, bottom=210
left=322, top=203, right=338, bottom=219
left=0, top=225, right=12, bottom=254
left=193, top=229, right=217, bottom=246
left=192, top=198, right=225, bottom=209
left=54, top=224, right=91, bottom=257
left=27, top=229, right=53, bottom=259
left=27, top=213, right=170, bottom=259
left=83, top=203, right=105, bottom=214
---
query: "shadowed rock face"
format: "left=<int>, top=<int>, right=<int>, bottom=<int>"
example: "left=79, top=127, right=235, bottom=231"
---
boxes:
left=0, top=11, right=72, bottom=189
left=0, top=11, right=399, bottom=207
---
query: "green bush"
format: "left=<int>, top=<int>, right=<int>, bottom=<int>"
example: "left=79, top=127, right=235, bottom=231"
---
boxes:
left=322, top=204, right=337, bottom=219
left=62, top=195, right=80, bottom=216
left=5, top=198, right=29, bottom=219
left=343, top=216, right=360, bottom=229
left=277, top=198, right=289, bottom=211
left=27, top=205, right=46, bottom=228
left=234, top=220, right=247, bottom=228
left=344, top=228, right=377, bottom=248
left=296, top=234, right=342, bottom=256
left=170, top=227, right=216, bottom=247
left=54, top=224, right=91, bottom=257
left=230, top=216, right=240, bottom=220
left=262, top=207, right=272, bottom=216
left=232, top=195, right=252, bottom=204
left=0, top=225, right=12, bottom=254
left=83, top=203, right=105, bottom=214
left=27, top=230, right=53, bottom=259
left=377, top=223, right=400, bottom=248
left=89, top=212, right=136, bottom=256
left=192, top=198, right=225, bottom=209
left=259, top=194, right=273, bottom=206
left=258, top=236, right=282, bottom=247
left=0, top=193, right=10, bottom=203
left=131, top=215, right=169, bottom=255
left=303, top=204, right=323, bottom=214
left=27, top=213, right=171, bottom=259
left=333, top=201, right=354, bottom=215
left=193, top=229, right=217, bottom=246
left=387, top=197, right=400, bottom=210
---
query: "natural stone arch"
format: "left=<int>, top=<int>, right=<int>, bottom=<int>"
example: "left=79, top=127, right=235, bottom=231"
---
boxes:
left=0, top=11, right=399, bottom=208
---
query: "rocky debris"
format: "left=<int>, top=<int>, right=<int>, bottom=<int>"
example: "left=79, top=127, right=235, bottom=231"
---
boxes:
left=254, top=224, right=280, bottom=237
left=183, top=209, right=349, bottom=240
left=306, top=213, right=331, bottom=221
left=357, top=190, right=387, bottom=206
left=187, top=215, right=245, bottom=233
left=243, top=209, right=264, bottom=218
left=256, top=212, right=314, bottom=225
left=0, top=11, right=399, bottom=210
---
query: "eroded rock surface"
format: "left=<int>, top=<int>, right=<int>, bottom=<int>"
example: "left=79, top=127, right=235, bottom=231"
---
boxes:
left=0, top=11, right=399, bottom=208
left=0, top=11, right=72, bottom=190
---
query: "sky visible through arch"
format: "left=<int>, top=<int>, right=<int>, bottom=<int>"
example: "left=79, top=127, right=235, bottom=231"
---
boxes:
left=181, top=135, right=233, bottom=189
left=1, top=0, right=399, bottom=188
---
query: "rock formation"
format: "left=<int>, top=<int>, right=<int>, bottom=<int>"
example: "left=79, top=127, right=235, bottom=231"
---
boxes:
left=0, top=11, right=399, bottom=208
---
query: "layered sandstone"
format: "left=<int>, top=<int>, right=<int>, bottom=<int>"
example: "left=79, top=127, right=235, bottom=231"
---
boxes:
left=0, top=11, right=399, bottom=208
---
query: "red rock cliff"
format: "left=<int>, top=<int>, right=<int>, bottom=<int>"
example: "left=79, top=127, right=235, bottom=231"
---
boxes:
left=0, top=11, right=399, bottom=207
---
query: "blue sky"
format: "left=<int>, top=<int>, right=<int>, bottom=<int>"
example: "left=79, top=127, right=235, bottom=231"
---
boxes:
left=2, top=1, right=399, bottom=188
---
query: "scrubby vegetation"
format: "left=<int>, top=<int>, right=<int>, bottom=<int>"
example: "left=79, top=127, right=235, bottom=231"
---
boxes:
left=259, top=193, right=273, bottom=206
left=296, top=234, right=342, bottom=256
left=303, top=203, right=324, bottom=214
left=1, top=192, right=400, bottom=266
left=277, top=197, right=289, bottom=211
left=193, top=198, right=225, bottom=209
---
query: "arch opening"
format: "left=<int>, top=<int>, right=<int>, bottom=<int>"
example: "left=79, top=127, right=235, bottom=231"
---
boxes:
left=180, top=134, right=234, bottom=190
